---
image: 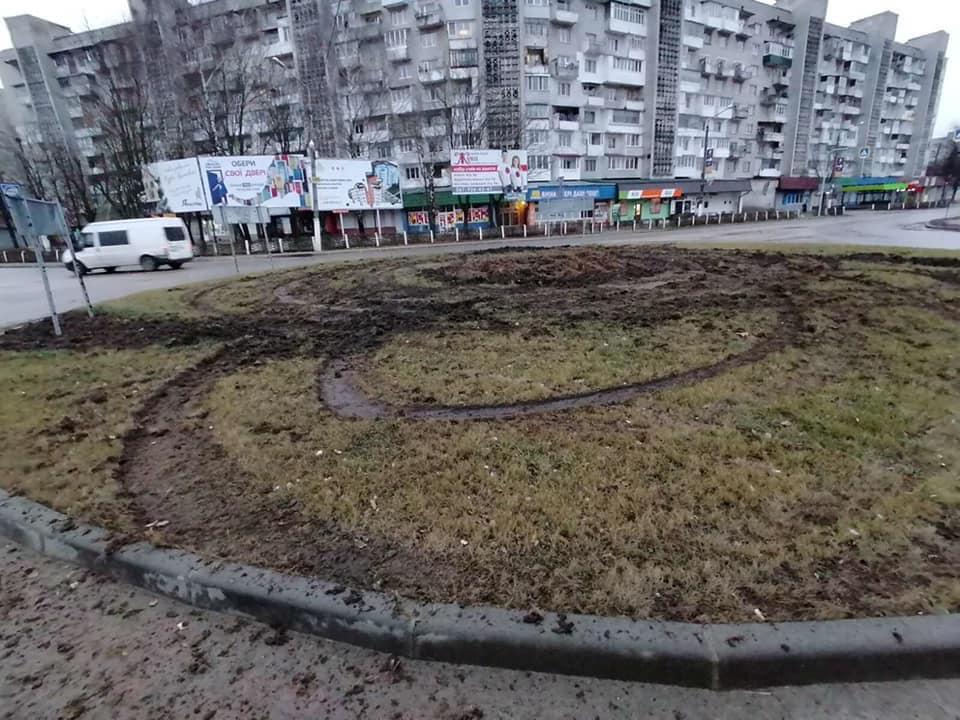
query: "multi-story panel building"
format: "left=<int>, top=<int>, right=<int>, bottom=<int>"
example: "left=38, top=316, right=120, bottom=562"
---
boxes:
left=0, top=0, right=949, bottom=210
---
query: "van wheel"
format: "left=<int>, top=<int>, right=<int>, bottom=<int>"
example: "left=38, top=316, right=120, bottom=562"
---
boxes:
left=139, top=255, right=158, bottom=272
left=67, top=261, right=88, bottom=276
left=168, top=261, right=183, bottom=270
left=105, top=267, right=117, bottom=274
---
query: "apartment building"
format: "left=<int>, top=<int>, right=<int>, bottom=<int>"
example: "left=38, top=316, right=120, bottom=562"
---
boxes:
left=0, top=0, right=949, bottom=207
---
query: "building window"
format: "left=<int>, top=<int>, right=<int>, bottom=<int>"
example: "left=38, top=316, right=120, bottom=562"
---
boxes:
left=557, top=131, right=573, bottom=147
left=450, top=48, right=478, bottom=67
left=719, top=35, right=729, bottom=48
left=737, top=38, right=745, bottom=51
left=397, top=64, right=412, bottom=79
left=528, top=154, right=550, bottom=170
left=739, top=160, right=752, bottom=173
left=703, top=30, right=712, bottom=46
left=558, top=28, right=572, bottom=43
left=384, top=29, right=408, bottom=47
left=584, top=110, right=596, bottom=123
left=389, top=8, right=408, bottom=25
left=607, top=135, right=618, bottom=149
left=584, top=58, right=597, bottom=73
left=526, top=0, right=548, bottom=5
left=454, top=0, right=470, bottom=6
left=405, top=166, right=421, bottom=180
left=422, top=32, right=438, bottom=48
left=559, top=157, right=578, bottom=170
left=608, top=156, right=625, bottom=169
left=613, top=57, right=642, bottom=73
left=626, top=133, right=641, bottom=146
left=611, top=110, right=640, bottom=124
left=527, top=104, right=549, bottom=118
left=611, top=2, right=645, bottom=24
left=447, top=21, right=473, bottom=38
left=525, top=21, right=547, bottom=36
left=559, top=82, right=571, bottom=96
left=585, top=158, right=598, bottom=172
left=586, top=3, right=600, bottom=19
left=625, top=157, right=639, bottom=170
left=703, top=94, right=715, bottom=106
left=391, top=88, right=411, bottom=104
left=525, top=75, right=549, bottom=92
left=526, top=129, right=548, bottom=145
left=590, top=132, right=602, bottom=145
left=398, top=138, right=416, bottom=152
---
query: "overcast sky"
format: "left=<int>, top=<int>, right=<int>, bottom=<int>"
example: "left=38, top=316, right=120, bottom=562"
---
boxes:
left=0, top=0, right=957, bottom=135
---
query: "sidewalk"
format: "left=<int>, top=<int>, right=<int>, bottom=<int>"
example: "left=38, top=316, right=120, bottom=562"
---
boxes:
left=3, top=541, right=960, bottom=719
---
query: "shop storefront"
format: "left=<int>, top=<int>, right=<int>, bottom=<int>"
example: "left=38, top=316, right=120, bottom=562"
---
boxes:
left=838, top=177, right=909, bottom=207
left=776, top=177, right=819, bottom=212
left=525, top=184, right=618, bottom=225
left=614, top=186, right=683, bottom=222
left=401, top=191, right=494, bottom=232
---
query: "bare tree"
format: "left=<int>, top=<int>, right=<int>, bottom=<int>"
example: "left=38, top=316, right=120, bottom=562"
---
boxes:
left=87, top=39, right=156, bottom=217
left=392, top=82, right=486, bottom=231
left=259, top=90, right=302, bottom=155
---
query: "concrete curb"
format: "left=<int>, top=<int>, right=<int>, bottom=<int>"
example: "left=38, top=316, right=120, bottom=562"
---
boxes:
left=925, top=217, right=960, bottom=232
left=2, top=489, right=958, bottom=689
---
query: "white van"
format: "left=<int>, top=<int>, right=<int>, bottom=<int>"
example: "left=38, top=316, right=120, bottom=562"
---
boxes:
left=63, top=217, right=194, bottom=274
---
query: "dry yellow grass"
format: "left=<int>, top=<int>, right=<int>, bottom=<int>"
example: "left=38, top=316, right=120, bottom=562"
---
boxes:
left=0, top=346, right=212, bottom=530
left=206, top=298, right=960, bottom=621
left=356, top=310, right=775, bottom=405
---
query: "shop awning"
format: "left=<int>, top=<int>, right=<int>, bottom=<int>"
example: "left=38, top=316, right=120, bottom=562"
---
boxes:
left=402, top=191, right=493, bottom=208
left=778, top=176, right=819, bottom=191
left=840, top=182, right=908, bottom=193
left=527, top=183, right=617, bottom=201
left=618, top=178, right=750, bottom=199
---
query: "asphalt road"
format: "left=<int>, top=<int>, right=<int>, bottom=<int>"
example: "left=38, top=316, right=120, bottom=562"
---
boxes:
left=2, top=542, right=959, bottom=720
left=2, top=207, right=958, bottom=329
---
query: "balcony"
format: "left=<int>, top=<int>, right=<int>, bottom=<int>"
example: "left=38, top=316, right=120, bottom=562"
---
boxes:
left=907, top=80, right=922, bottom=91
left=838, top=103, right=861, bottom=115
left=699, top=57, right=714, bottom=76
left=758, top=166, right=782, bottom=178
left=551, top=6, right=578, bottom=24
left=715, top=60, right=732, bottom=79
left=382, top=0, right=408, bottom=6
left=550, top=59, right=579, bottom=79
left=763, top=41, right=793, bottom=68
left=683, top=34, right=704, bottom=49
left=414, top=5, right=443, bottom=29
left=732, top=63, right=752, bottom=82
left=386, top=45, right=410, bottom=61
left=449, top=36, right=477, bottom=51
left=608, top=16, right=646, bottom=36
left=584, top=39, right=606, bottom=55
left=355, top=0, right=382, bottom=14
left=351, top=24, right=382, bottom=41
left=449, top=66, right=479, bottom=80
left=553, top=116, right=580, bottom=131
left=735, top=20, right=752, bottom=38
left=848, top=69, right=866, bottom=82
left=758, top=129, right=785, bottom=144
left=418, top=68, right=446, bottom=83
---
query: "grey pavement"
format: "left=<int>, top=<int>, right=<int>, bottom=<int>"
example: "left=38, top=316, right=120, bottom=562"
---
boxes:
left=2, top=541, right=959, bottom=720
left=2, top=207, right=959, bottom=329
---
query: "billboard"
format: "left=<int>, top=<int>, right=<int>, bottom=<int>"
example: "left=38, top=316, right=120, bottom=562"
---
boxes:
left=142, top=158, right=207, bottom=213
left=450, top=149, right=528, bottom=194
left=201, top=155, right=309, bottom=208
left=312, top=159, right=402, bottom=211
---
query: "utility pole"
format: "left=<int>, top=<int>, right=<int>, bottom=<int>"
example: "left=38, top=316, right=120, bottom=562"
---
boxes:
left=308, top=139, right=322, bottom=252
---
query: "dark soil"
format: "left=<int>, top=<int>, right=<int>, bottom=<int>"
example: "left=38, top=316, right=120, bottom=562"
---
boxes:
left=2, top=245, right=959, bottom=621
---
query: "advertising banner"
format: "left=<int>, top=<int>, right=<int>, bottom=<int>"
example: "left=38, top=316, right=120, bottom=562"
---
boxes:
left=313, top=159, right=402, bottom=211
left=142, top=158, right=207, bottom=213
left=201, top=155, right=308, bottom=208
left=451, top=149, right=527, bottom=194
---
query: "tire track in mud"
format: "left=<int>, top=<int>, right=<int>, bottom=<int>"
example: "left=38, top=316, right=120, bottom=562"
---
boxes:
left=114, top=344, right=466, bottom=595
left=320, top=306, right=804, bottom=421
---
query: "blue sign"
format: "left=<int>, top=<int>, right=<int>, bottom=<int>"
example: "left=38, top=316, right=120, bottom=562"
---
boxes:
left=527, top=184, right=616, bottom=201
left=1, top=182, right=22, bottom=199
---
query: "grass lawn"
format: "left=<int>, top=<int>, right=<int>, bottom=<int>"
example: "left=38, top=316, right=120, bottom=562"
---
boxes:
left=0, top=346, right=214, bottom=530
left=2, top=243, right=958, bottom=622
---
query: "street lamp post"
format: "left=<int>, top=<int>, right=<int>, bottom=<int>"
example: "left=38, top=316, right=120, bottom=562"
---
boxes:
left=698, top=104, right=739, bottom=217
left=307, top=139, right=322, bottom=252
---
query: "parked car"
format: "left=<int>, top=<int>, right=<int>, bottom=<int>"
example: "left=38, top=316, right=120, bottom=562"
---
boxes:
left=63, top=217, right=193, bottom=274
